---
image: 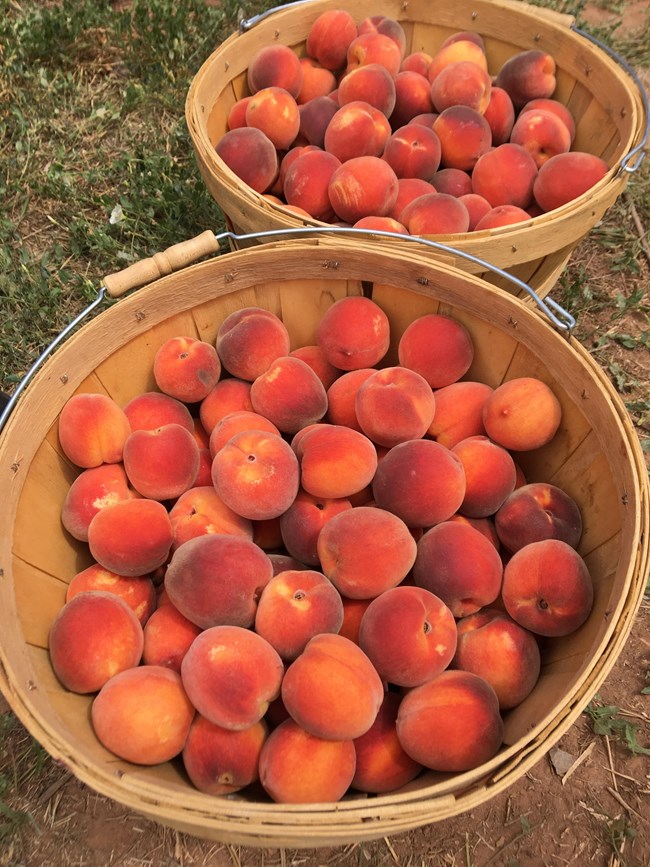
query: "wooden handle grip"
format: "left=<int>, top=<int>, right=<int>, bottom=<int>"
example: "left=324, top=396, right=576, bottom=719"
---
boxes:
left=102, top=230, right=220, bottom=298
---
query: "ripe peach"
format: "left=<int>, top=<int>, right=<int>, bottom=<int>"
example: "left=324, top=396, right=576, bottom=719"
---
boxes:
left=328, top=154, right=399, bottom=223
left=429, top=167, right=472, bottom=197
left=181, top=625, right=283, bottom=731
left=396, top=669, right=503, bottom=772
left=325, top=367, right=376, bottom=430
left=339, top=596, right=373, bottom=645
left=247, top=44, right=303, bottom=97
left=252, top=515, right=284, bottom=551
left=533, top=151, right=609, bottom=212
left=164, top=533, right=273, bottom=629
left=358, top=585, right=457, bottom=687
left=123, top=423, right=199, bottom=501
left=91, top=665, right=195, bottom=764
left=520, top=97, right=576, bottom=143
left=305, top=9, right=358, bottom=72
left=269, top=553, right=309, bottom=576
left=413, top=520, right=503, bottom=617
left=216, top=306, right=291, bottom=383
left=346, top=32, right=402, bottom=77
left=387, top=177, right=437, bottom=222
left=448, top=513, right=501, bottom=550
left=142, top=602, right=202, bottom=672
left=482, top=377, right=562, bottom=451
left=354, top=366, right=435, bottom=448
left=502, top=539, right=594, bottom=637
left=358, top=15, right=406, bottom=56
left=409, top=112, right=439, bottom=128
left=250, top=357, right=328, bottom=435
left=281, top=633, right=384, bottom=740
left=495, top=482, right=583, bottom=553
left=458, top=192, right=492, bottom=230
left=87, top=498, right=173, bottom=577
left=430, top=60, right=492, bottom=114
left=49, top=591, right=143, bottom=694
left=433, top=105, right=492, bottom=171
left=153, top=336, right=221, bottom=404
left=453, top=609, right=541, bottom=709
left=296, top=58, right=337, bottom=104
left=494, top=49, right=557, bottom=110
left=324, top=101, right=392, bottom=162
left=474, top=204, right=531, bottom=229
left=398, top=312, right=474, bottom=388
left=471, top=142, right=538, bottom=209
left=390, top=70, right=435, bottom=129
left=61, top=463, right=137, bottom=542
left=58, top=393, right=131, bottom=468
left=288, top=344, right=340, bottom=390
left=259, top=718, right=357, bottom=803
left=451, top=435, right=517, bottom=518
left=182, top=714, right=268, bottom=795
left=66, top=564, right=156, bottom=626
left=354, top=215, right=409, bottom=234
left=208, top=410, right=281, bottom=457
left=199, top=377, right=253, bottom=434
left=400, top=192, right=470, bottom=235
left=382, top=124, right=442, bottom=180
left=317, top=505, right=417, bottom=599
left=254, top=568, right=345, bottom=660
left=428, top=39, right=488, bottom=83
left=215, top=127, right=278, bottom=193
left=297, top=96, right=339, bottom=148
left=372, top=439, right=466, bottom=528
left=284, top=148, right=341, bottom=221
left=483, top=86, right=516, bottom=145
left=227, top=95, right=252, bottom=130
left=440, top=30, right=486, bottom=51
left=510, top=108, right=572, bottom=167
left=279, top=489, right=352, bottom=565
left=427, top=380, right=493, bottom=448
left=245, top=86, right=300, bottom=151
left=400, top=51, right=433, bottom=77
left=317, top=295, right=390, bottom=371
left=352, top=691, right=422, bottom=794
left=123, top=390, right=194, bottom=433
left=337, top=63, right=396, bottom=116
left=168, top=485, right=253, bottom=550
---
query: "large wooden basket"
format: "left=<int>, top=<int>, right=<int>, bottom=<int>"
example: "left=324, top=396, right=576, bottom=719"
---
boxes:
left=186, top=0, right=647, bottom=299
left=0, top=236, right=648, bottom=848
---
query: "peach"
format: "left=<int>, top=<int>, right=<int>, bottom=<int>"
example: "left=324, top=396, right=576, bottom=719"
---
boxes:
left=398, top=312, right=474, bottom=388
left=352, top=691, right=422, bottom=794
left=337, top=63, right=396, bottom=116
left=328, top=154, right=399, bottom=224
left=58, top=393, right=131, bottom=468
left=87, top=498, right=173, bottom=577
left=279, top=489, right=352, bottom=566
left=269, top=553, right=310, bottom=575
left=453, top=609, right=541, bottom=709
left=358, top=585, right=457, bottom=687
left=474, top=204, right=531, bottom=230
left=430, top=60, right=492, bottom=114
left=296, top=57, right=337, bottom=104
left=409, top=112, right=439, bottom=128
left=533, top=151, right=609, bottom=212
left=281, top=633, right=384, bottom=740
left=433, top=105, right=492, bottom=171
left=181, top=625, right=284, bottom=729
left=358, top=15, right=406, bottom=56
left=346, top=32, right=402, bottom=77
left=471, top=142, right=538, bottom=209
left=354, top=366, right=435, bottom=448
left=317, top=295, right=390, bottom=371
left=227, top=95, right=252, bottom=130
left=458, top=192, right=492, bottom=230
left=400, top=192, right=470, bottom=235
left=387, top=177, right=437, bottom=222
left=123, top=390, right=194, bottom=433
left=317, top=506, right=417, bottom=599
left=495, top=482, right=583, bottom=553
left=520, top=97, right=576, bottom=143
left=391, top=71, right=435, bottom=129
left=142, top=602, right=202, bottom=672
left=250, top=357, right=328, bottom=435
left=297, top=96, right=339, bottom=148
left=400, top=51, right=433, bottom=78
left=354, top=215, right=409, bottom=234
left=482, top=377, right=562, bottom=451
left=382, top=124, right=442, bottom=180
left=252, top=515, right=284, bottom=552
left=168, top=485, right=253, bottom=550
left=49, top=591, right=143, bottom=694
left=277, top=144, right=321, bottom=191
left=208, top=410, right=281, bottom=457
left=305, top=9, right=358, bottom=72
left=66, top=564, right=156, bottom=626
left=288, top=344, right=340, bottom=390
left=61, top=463, right=137, bottom=542
left=254, top=568, right=345, bottom=660
left=123, top=423, right=199, bottom=500
left=396, top=669, right=503, bottom=772
left=284, top=148, right=341, bottom=221
left=259, top=718, right=357, bottom=803
left=372, top=439, right=466, bottom=528
left=429, top=167, right=472, bottom=197
left=428, top=380, right=493, bottom=447
left=164, top=533, right=273, bottom=629
left=247, top=43, right=303, bottom=97
left=448, top=513, right=500, bottom=550
left=153, top=336, right=221, bottom=404
left=91, top=665, right=195, bottom=764
left=182, top=714, right=268, bottom=795
left=502, top=539, right=594, bottom=637
left=245, top=86, right=300, bottom=151
left=452, top=435, right=517, bottom=518
left=324, top=100, right=392, bottom=162
left=296, top=423, right=379, bottom=499
left=216, top=306, right=291, bottom=383
left=414, top=520, right=503, bottom=617
left=494, top=49, right=557, bottom=110
left=440, top=30, right=486, bottom=51
left=483, top=86, right=516, bottom=145
left=199, top=377, right=253, bottom=434
left=215, top=127, right=278, bottom=193
left=428, top=39, right=488, bottom=84
left=326, top=367, right=377, bottom=430
left=510, top=108, right=572, bottom=167
left=195, top=446, right=214, bottom=487
left=339, top=596, right=373, bottom=645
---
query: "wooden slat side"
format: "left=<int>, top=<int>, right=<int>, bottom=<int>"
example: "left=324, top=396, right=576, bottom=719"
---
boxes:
left=13, top=557, right=68, bottom=649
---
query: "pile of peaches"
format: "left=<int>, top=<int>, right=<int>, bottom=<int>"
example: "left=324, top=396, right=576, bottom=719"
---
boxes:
left=214, top=9, right=610, bottom=234
left=50, top=297, right=594, bottom=804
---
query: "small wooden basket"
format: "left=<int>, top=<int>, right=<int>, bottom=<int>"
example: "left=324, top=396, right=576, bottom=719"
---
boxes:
left=185, top=0, right=647, bottom=299
left=0, top=235, right=647, bottom=848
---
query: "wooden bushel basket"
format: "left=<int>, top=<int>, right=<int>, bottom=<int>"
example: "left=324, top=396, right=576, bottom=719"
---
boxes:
left=185, top=0, right=647, bottom=299
left=0, top=234, right=648, bottom=848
